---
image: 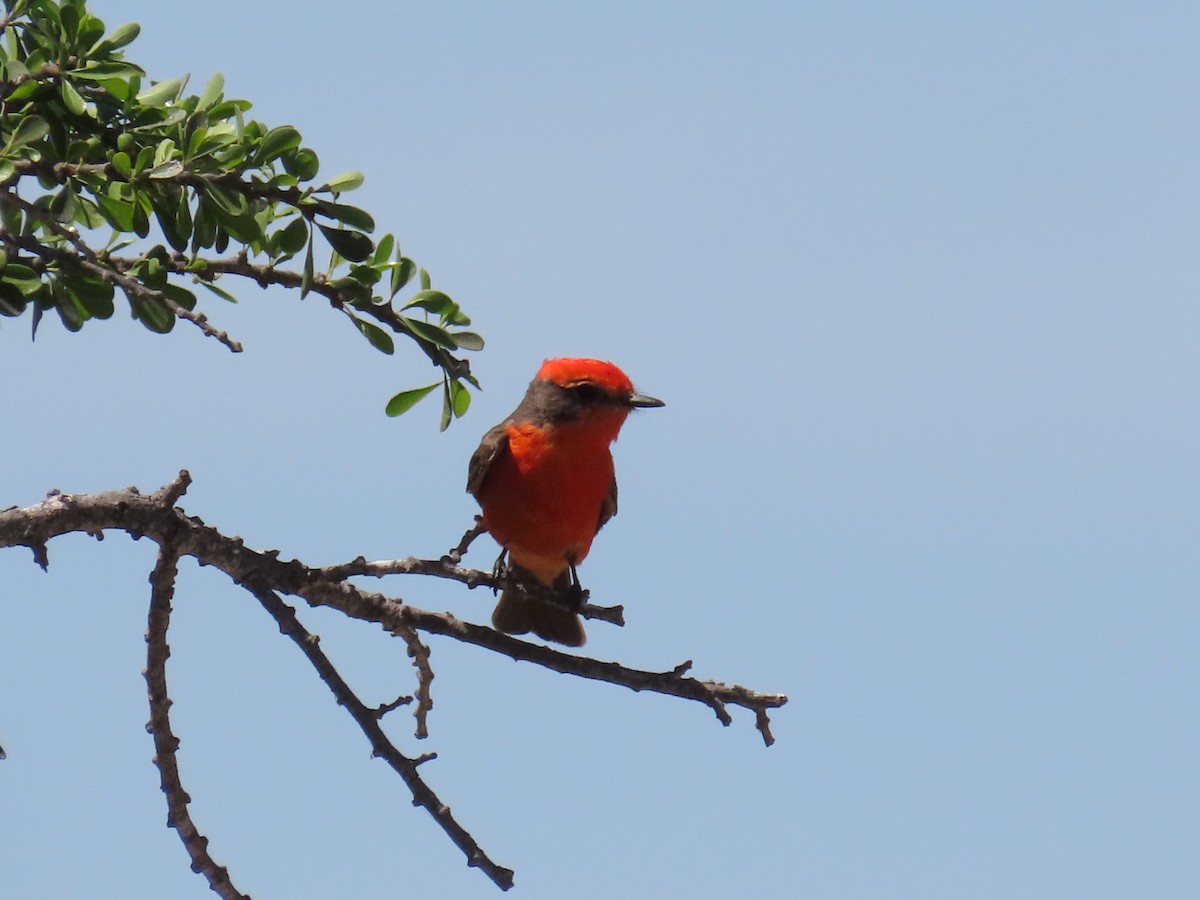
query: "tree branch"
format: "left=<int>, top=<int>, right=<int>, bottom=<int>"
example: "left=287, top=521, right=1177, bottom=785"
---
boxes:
left=145, top=538, right=251, bottom=899
left=242, top=578, right=513, bottom=889
left=317, top=554, right=626, bottom=628
left=0, top=474, right=788, bottom=890
left=0, top=191, right=245, bottom=352
left=4, top=159, right=470, bottom=378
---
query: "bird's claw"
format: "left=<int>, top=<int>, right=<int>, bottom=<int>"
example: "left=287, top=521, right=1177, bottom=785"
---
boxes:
left=490, top=549, right=509, bottom=593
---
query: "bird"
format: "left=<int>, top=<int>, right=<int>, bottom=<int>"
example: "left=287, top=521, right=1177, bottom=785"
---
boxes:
left=467, top=358, right=663, bottom=646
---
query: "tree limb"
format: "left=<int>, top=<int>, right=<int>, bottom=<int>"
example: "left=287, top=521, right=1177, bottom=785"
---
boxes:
left=242, top=577, right=513, bottom=889
left=0, top=473, right=789, bottom=890
left=0, top=194, right=244, bottom=352
left=145, top=539, right=251, bottom=899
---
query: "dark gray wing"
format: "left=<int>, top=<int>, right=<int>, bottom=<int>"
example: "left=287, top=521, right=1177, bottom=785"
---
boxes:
left=467, top=422, right=511, bottom=500
left=597, top=476, right=618, bottom=532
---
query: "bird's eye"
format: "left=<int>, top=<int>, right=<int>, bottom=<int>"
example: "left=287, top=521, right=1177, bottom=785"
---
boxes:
left=565, top=381, right=605, bottom=403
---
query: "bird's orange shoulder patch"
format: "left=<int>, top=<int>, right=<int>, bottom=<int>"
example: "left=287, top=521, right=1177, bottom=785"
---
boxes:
left=504, top=421, right=553, bottom=471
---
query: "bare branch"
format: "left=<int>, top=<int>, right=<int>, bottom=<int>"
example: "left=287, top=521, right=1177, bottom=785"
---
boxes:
left=145, top=541, right=251, bottom=899
left=242, top=578, right=513, bottom=890
left=0, top=477, right=786, bottom=737
left=0, top=474, right=788, bottom=890
left=374, top=693, right=414, bottom=717
left=398, top=626, right=435, bottom=739
left=443, top=517, right=486, bottom=564
left=321, top=554, right=625, bottom=627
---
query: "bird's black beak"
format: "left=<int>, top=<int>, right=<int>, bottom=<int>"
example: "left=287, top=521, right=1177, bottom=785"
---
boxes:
left=630, top=391, right=665, bottom=409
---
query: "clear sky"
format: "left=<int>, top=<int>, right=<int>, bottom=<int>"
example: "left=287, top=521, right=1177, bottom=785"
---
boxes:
left=2, top=2, right=1198, bottom=898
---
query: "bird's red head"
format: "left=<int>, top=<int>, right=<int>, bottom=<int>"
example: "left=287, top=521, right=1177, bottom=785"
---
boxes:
left=536, top=358, right=634, bottom=395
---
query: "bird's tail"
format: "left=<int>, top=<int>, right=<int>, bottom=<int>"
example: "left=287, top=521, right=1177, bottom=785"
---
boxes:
left=492, top=587, right=586, bottom=647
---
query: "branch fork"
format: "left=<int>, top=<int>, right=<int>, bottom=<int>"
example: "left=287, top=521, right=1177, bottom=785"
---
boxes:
left=0, top=472, right=788, bottom=894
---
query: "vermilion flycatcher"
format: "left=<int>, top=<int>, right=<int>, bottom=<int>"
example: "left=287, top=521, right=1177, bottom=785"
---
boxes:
left=468, top=358, right=663, bottom=646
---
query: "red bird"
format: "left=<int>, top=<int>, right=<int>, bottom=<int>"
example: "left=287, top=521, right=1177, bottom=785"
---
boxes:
left=468, top=358, right=664, bottom=646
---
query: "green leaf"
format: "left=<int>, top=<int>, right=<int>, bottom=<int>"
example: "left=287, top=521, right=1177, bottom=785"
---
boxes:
left=0, top=159, right=16, bottom=184
left=2, top=263, right=43, bottom=295
left=136, top=255, right=167, bottom=290
left=72, top=197, right=105, bottom=230
left=59, top=79, right=87, bottom=116
left=73, top=60, right=145, bottom=81
left=371, top=233, right=395, bottom=267
left=194, top=278, right=239, bottom=303
left=78, top=14, right=106, bottom=50
left=49, top=185, right=77, bottom=222
left=30, top=296, right=44, bottom=340
left=191, top=200, right=216, bottom=250
left=346, top=264, right=382, bottom=287
left=301, top=235, right=314, bottom=298
left=386, top=383, right=439, bottom=417
left=256, top=125, right=301, bottom=164
left=59, top=3, right=79, bottom=41
left=129, top=291, right=175, bottom=333
left=390, top=256, right=415, bottom=297
left=402, top=289, right=457, bottom=317
left=95, top=193, right=136, bottom=231
left=200, top=183, right=261, bottom=243
left=352, top=316, right=395, bottom=354
left=131, top=192, right=150, bottom=237
left=153, top=138, right=176, bottom=166
left=93, top=76, right=133, bottom=102
left=420, top=267, right=431, bottom=290
left=175, top=189, right=193, bottom=244
left=4, top=80, right=40, bottom=104
left=309, top=198, right=374, bottom=232
left=136, top=77, right=185, bottom=107
left=90, top=21, right=140, bottom=54
left=439, top=382, right=453, bottom=431
left=317, top=224, right=372, bottom=262
left=133, top=145, right=154, bottom=175
left=147, top=160, right=183, bottom=179
left=449, top=378, right=472, bottom=418
left=161, top=283, right=197, bottom=311
left=196, top=72, right=224, bottom=111
left=282, top=147, right=319, bottom=181
left=0, top=282, right=27, bottom=317
left=328, top=276, right=373, bottom=306
left=321, top=170, right=364, bottom=193
left=199, top=181, right=244, bottom=217
left=273, top=215, right=309, bottom=257
left=400, top=316, right=458, bottom=350
left=53, top=282, right=87, bottom=332
left=7, top=115, right=49, bottom=151
left=68, top=277, right=115, bottom=319
left=110, top=151, right=132, bottom=178
left=151, top=188, right=189, bottom=251
left=452, top=330, right=485, bottom=351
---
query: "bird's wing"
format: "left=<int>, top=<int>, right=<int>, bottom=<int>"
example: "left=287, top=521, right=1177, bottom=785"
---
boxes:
left=467, top=422, right=511, bottom=499
left=597, top=476, right=618, bottom=532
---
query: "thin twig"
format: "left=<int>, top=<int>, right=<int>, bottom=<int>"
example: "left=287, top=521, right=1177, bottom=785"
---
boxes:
left=443, top=518, right=486, bottom=564
left=397, top=626, right=435, bottom=739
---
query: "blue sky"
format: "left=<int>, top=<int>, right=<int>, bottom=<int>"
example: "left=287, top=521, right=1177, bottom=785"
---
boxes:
left=2, top=2, right=1198, bottom=897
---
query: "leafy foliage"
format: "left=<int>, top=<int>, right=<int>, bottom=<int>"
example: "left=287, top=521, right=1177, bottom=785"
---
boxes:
left=0, top=0, right=481, bottom=425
